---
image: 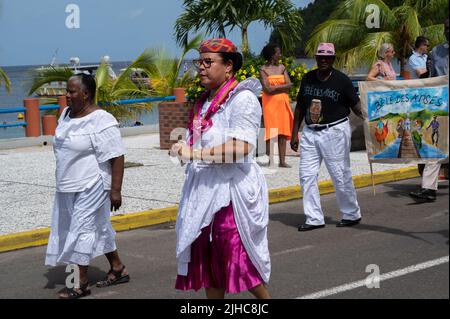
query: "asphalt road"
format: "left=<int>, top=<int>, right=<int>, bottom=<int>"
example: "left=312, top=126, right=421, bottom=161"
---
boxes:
left=0, top=177, right=448, bottom=299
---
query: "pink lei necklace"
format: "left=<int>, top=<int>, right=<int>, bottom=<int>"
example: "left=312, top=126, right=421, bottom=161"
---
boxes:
left=188, top=77, right=238, bottom=146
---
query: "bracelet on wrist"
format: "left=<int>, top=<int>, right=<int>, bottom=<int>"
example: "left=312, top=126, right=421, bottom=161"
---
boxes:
left=192, top=149, right=201, bottom=161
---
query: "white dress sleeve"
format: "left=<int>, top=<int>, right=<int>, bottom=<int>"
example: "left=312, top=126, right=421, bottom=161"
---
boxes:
left=226, top=90, right=261, bottom=147
left=90, top=112, right=126, bottom=163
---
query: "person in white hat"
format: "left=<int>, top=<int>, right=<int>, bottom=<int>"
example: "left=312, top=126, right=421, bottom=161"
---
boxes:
left=290, top=42, right=365, bottom=231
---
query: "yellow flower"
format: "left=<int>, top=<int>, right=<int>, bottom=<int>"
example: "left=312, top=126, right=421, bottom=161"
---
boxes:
left=290, top=71, right=295, bottom=76
left=197, top=87, right=202, bottom=92
left=304, top=70, right=307, bottom=73
left=240, top=75, right=246, bottom=81
left=242, top=70, right=247, bottom=75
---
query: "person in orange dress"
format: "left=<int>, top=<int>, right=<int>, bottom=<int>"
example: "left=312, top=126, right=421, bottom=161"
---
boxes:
left=260, top=44, right=294, bottom=168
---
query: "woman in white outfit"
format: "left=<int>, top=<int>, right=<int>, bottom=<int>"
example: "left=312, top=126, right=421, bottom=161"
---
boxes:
left=45, top=74, right=130, bottom=299
left=169, top=38, right=271, bottom=299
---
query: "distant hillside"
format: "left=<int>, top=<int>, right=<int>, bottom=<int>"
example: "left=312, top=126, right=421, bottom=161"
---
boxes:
left=370, top=109, right=449, bottom=122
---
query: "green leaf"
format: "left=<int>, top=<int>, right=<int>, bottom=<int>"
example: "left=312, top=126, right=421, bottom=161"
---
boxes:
left=27, top=67, right=73, bottom=96
left=0, top=67, right=11, bottom=93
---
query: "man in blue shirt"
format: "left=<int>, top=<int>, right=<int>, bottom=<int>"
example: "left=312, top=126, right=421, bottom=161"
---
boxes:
left=407, top=36, right=430, bottom=79
left=430, top=19, right=449, bottom=77
left=410, top=18, right=449, bottom=202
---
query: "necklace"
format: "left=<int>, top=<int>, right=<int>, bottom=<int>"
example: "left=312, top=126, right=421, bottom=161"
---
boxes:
left=208, top=79, right=229, bottom=102
left=188, top=77, right=238, bottom=146
left=71, top=103, right=94, bottom=118
left=317, top=70, right=333, bottom=82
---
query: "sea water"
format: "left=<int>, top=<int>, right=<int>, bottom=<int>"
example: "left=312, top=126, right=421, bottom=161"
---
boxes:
left=0, top=58, right=379, bottom=139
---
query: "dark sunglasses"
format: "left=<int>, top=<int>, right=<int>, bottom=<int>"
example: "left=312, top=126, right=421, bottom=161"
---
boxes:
left=315, top=55, right=335, bottom=60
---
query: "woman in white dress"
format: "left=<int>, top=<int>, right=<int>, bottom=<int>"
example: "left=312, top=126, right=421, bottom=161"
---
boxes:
left=170, top=38, right=271, bottom=299
left=45, top=74, right=130, bottom=299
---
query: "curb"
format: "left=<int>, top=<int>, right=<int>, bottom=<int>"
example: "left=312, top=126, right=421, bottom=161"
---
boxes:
left=0, top=166, right=420, bottom=254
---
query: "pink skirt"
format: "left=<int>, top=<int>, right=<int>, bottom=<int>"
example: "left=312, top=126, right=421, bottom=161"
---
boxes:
left=175, top=203, right=263, bottom=294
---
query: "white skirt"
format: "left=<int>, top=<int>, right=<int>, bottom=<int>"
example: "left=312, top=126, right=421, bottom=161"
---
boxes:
left=45, top=177, right=117, bottom=266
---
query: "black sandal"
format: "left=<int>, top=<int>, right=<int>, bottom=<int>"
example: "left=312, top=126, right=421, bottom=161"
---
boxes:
left=59, top=281, right=91, bottom=299
left=96, top=265, right=130, bottom=288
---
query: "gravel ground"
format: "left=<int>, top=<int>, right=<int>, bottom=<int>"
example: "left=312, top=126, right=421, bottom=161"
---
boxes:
left=0, top=133, right=413, bottom=235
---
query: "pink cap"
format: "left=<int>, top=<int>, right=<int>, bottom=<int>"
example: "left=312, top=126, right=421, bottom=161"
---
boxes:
left=315, top=43, right=335, bottom=56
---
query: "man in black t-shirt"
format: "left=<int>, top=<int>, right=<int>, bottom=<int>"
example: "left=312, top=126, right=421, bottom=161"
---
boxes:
left=291, top=43, right=365, bottom=231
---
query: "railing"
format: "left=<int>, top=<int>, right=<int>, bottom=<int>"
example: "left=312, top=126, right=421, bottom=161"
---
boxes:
left=99, top=96, right=175, bottom=106
left=0, top=122, right=27, bottom=128
left=0, top=105, right=60, bottom=128
left=0, top=95, right=178, bottom=134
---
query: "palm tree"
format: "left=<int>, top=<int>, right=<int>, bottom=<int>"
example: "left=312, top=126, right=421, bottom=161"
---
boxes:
left=174, top=0, right=303, bottom=57
left=127, top=34, right=202, bottom=97
left=306, top=0, right=448, bottom=74
left=27, top=35, right=201, bottom=121
left=0, top=67, right=11, bottom=92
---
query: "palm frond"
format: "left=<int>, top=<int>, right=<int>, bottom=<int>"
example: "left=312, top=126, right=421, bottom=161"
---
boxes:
left=330, top=0, right=397, bottom=29
left=421, top=24, right=447, bottom=48
left=111, top=88, right=154, bottom=99
left=112, top=49, right=157, bottom=92
left=0, top=67, right=11, bottom=92
left=306, top=19, right=363, bottom=57
left=420, top=0, right=449, bottom=24
left=174, top=0, right=303, bottom=55
left=172, top=33, right=202, bottom=89
left=270, top=3, right=304, bottom=56
left=95, top=63, right=109, bottom=90
left=392, top=5, right=422, bottom=42
left=177, top=70, right=194, bottom=88
left=174, top=1, right=226, bottom=46
left=335, top=31, right=395, bottom=73
left=27, top=67, right=73, bottom=96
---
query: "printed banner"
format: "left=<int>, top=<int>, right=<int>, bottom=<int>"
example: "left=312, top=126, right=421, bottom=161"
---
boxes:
left=359, top=76, right=449, bottom=163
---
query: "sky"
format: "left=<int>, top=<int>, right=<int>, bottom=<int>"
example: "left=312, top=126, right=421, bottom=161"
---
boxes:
left=368, top=87, right=449, bottom=119
left=0, top=0, right=313, bottom=67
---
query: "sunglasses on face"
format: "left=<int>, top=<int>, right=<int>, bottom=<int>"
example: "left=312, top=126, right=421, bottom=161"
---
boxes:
left=316, top=55, right=335, bottom=60
left=193, top=58, right=222, bottom=68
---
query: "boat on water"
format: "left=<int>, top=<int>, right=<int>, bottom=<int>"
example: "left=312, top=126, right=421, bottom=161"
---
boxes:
left=35, top=56, right=154, bottom=97
left=122, top=67, right=153, bottom=90
left=35, top=54, right=117, bottom=97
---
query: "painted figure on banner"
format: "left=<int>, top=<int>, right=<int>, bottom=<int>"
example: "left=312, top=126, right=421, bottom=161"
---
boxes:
left=375, top=116, right=389, bottom=148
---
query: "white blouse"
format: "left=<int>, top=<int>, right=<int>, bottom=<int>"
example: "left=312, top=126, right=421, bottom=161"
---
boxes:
left=176, top=78, right=271, bottom=283
left=53, top=108, right=126, bottom=193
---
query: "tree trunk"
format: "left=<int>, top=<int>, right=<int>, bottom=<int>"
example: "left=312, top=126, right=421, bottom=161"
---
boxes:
left=399, top=39, right=411, bottom=79
left=241, top=25, right=249, bottom=57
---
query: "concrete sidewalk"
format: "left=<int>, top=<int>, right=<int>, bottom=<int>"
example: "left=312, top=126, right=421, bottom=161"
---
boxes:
left=0, top=132, right=414, bottom=236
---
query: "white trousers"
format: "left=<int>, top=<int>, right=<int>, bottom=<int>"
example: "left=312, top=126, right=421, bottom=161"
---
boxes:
left=422, top=163, right=441, bottom=190
left=299, top=120, right=361, bottom=225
